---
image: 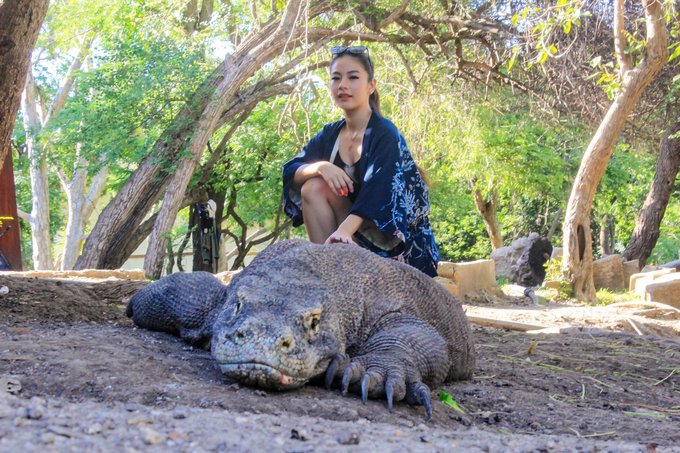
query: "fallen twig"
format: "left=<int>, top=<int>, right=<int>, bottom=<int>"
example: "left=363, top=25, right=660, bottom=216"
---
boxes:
left=625, top=317, right=645, bottom=336
left=608, top=301, right=680, bottom=313
left=467, top=316, right=546, bottom=332
left=653, top=368, right=678, bottom=386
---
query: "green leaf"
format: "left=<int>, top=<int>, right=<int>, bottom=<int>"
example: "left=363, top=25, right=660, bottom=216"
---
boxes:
left=438, top=390, right=466, bottom=414
left=539, top=51, right=549, bottom=65
left=511, top=14, right=519, bottom=28
left=623, top=411, right=666, bottom=419
left=563, top=21, right=572, bottom=34
left=669, top=44, right=680, bottom=62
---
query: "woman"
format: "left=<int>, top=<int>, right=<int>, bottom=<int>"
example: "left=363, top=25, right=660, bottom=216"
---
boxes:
left=282, top=46, right=438, bottom=277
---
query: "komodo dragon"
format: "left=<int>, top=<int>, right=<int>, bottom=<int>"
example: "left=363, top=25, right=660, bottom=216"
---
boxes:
left=126, top=239, right=475, bottom=418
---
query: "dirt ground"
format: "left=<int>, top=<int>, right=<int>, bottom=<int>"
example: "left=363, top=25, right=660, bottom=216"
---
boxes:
left=0, top=274, right=678, bottom=452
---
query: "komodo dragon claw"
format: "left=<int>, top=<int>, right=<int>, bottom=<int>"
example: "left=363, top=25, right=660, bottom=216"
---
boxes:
left=325, top=354, right=349, bottom=389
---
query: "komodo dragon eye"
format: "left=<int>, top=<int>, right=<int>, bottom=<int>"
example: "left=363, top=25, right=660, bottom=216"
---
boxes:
left=227, top=299, right=242, bottom=321
left=303, top=308, right=322, bottom=338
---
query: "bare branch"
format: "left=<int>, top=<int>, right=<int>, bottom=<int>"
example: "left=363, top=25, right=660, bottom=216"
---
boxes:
left=391, top=44, right=418, bottom=92
left=43, top=33, right=95, bottom=126
left=378, top=0, right=410, bottom=30
left=16, top=209, right=31, bottom=221
left=613, top=0, right=633, bottom=77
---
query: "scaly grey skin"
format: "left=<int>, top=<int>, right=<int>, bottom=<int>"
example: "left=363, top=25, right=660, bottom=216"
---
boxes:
left=127, top=239, right=475, bottom=419
left=126, top=271, right=228, bottom=348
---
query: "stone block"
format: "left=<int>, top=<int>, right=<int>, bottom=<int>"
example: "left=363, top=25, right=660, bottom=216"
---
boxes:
left=644, top=273, right=680, bottom=308
left=592, top=254, right=624, bottom=291
left=436, top=261, right=455, bottom=280
left=543, top=280, right=562, bottom=290
left=622, top=259, right=641, bottom=290
left=434, top=276, right=460, bottom=297
left=449, top=259, right=497, bottom=297
left=631, top=268, right=676, bottom=295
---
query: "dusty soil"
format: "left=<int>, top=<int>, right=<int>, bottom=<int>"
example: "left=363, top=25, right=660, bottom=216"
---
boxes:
left=0, top=274, right=678, bottom=452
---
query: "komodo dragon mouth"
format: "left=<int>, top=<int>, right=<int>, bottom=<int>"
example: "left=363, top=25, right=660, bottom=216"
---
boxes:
left=217, top=362, right=309, bottom=390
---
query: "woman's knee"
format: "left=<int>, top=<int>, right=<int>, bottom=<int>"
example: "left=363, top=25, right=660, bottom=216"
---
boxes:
left=300, top=177, right=331, bottom=203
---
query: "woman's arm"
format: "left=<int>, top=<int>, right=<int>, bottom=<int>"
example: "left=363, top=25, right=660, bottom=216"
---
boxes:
left=293, top=161, right=355, bottom=197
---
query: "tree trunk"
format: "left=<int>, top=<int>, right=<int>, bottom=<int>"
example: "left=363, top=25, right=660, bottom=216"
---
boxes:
left=22, top=72, right=53, bottom=270
left=0, top=0, right=49, bottom=174
left=562, top=0, right=667, bottom=301
left=599, top=214, right=613, bottom=256
left=59, top=157, right=108, bottom=270
left=21, top=37, right=93, bottom=270
left=546, top=207, right=562, bottom=242
left=622, top=121, right=680, bottom=267
left=472, top=186, right=503, bottom=250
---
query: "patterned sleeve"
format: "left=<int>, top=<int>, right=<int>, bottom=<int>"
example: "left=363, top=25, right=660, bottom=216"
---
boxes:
left=351, top=130, right=438, bottom=276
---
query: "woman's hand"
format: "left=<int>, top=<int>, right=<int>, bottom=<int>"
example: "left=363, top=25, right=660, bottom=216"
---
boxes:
left=325, top=230, right=357, bottom=245
left=325, top=214, right=364, bottom=246
left=314, top=162, right=354, bottom=197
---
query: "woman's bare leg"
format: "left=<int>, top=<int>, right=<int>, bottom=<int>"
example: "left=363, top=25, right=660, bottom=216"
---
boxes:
left=300, top=177, right=352, bottom=243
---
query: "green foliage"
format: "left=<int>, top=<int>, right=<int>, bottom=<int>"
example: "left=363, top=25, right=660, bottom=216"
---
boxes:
left=211, top=91, right=335, bottom=236
left=594, top=288, right=637, bottom=306
left=650, top=199, right=680, bottom=264
left=593, top=144, right=656, bottom=256
left=544, top=258, right=573, bottom=298
left=438, top=390, right=465, bottom=414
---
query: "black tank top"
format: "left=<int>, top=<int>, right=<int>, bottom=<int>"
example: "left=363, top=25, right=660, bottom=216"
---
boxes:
left=332, top=137, right=362, bottom=202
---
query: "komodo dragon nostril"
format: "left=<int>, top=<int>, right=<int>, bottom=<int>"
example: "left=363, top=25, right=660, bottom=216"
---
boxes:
left=277, top=335, right=295, bottom=351
left=225, top=330, right=247, bottom=342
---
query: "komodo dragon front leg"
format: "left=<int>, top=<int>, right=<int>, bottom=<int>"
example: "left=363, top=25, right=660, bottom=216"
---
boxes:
left=324, top=312, right=450, bottom=420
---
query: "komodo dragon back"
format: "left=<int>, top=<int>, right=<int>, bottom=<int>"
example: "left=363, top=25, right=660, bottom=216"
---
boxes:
left=128, top=239, right=475, bottom=419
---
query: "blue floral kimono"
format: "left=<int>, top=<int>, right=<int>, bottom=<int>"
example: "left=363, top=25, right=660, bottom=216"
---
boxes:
left=282, top=112, right=439, bottom=277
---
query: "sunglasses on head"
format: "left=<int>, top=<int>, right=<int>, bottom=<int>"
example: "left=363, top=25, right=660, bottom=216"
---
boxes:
left=331, top=46, right=369, bottom=56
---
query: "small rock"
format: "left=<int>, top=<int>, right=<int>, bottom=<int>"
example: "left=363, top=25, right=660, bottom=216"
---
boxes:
left=290, top=428, right=308, bottom=441
left=0, top=377, right=22, bottom=394
left=140, top=426, right=165, bottom=445
left=127, top=417, right=154, bottom=426
left=40, top=433, right=56, bottom=444
left=172, top=410, right=187, bottom=420
left=167, top=431, right=186, bottom=442
left=0, top=286, right=9, bottom=295
left=26, top=406, right=44, bottom=420
left=85, top=423, right=103, bottom=435
left=336, top=432, right=360, bottom=445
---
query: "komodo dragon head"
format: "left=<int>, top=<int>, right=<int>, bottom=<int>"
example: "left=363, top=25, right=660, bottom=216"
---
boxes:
left=210, top=273, right=343, bottom=390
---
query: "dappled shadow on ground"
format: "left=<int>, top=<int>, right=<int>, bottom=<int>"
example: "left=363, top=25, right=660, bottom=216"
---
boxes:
left=0, top=275, right=678, bottom=451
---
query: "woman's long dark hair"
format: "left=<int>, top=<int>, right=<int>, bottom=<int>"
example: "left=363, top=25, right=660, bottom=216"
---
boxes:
left=331, top=52, right=381, bottom=115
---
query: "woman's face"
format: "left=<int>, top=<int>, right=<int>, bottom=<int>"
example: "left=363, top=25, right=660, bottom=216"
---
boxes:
left=329, top=55, right=376, bottom=113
